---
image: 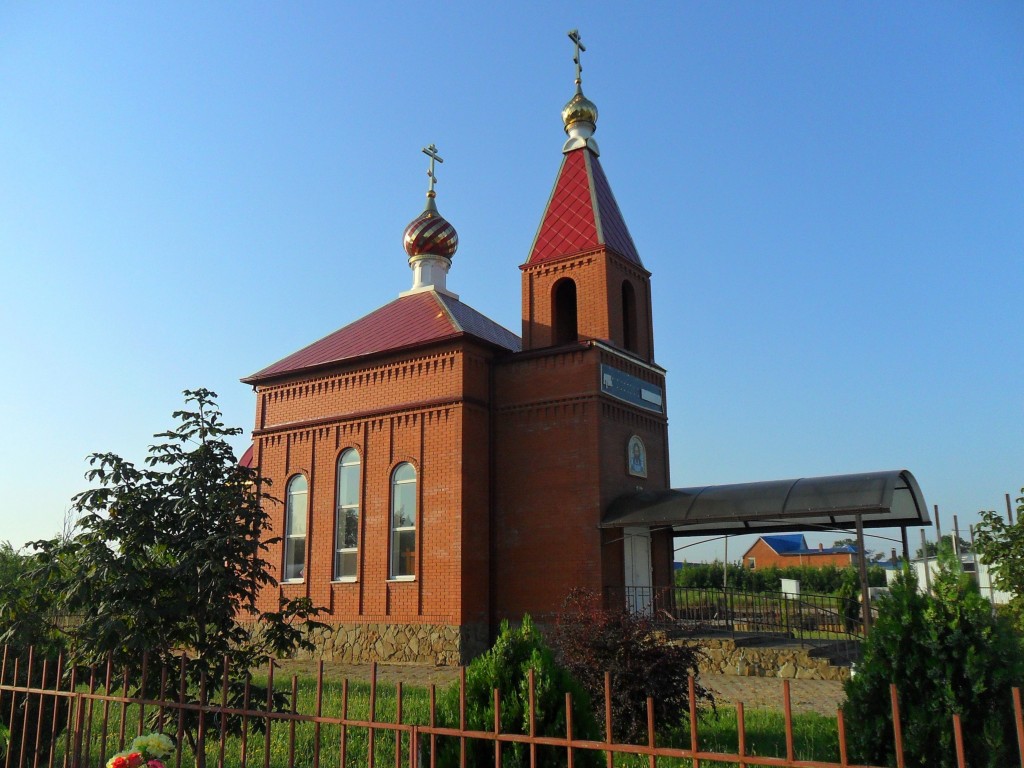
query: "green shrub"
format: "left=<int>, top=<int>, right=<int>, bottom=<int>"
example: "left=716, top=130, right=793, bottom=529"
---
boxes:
left=436, top=616, right=598, bottom=767
left=550, top=588, right=713, bottom=744
left=843, top=556, right=1024, bottom=767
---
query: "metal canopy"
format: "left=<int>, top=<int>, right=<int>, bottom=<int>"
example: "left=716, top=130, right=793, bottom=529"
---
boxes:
left=602, top=470, right=929, bottom=536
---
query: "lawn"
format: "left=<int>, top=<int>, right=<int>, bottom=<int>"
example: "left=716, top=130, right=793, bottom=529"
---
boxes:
left=56, top=674, right=843, bottom=768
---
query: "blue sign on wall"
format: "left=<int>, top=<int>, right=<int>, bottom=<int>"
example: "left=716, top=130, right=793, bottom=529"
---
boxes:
left=600, top=364, right=664, bottom=414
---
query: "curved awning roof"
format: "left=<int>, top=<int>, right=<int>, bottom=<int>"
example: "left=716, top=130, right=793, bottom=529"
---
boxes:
left=603, top=470, right=929, bottom=536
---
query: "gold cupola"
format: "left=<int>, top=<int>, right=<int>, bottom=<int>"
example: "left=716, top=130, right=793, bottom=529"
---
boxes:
left=562, top=86, right=599, bottom=134
left=562, top=29, right=600, bottom=155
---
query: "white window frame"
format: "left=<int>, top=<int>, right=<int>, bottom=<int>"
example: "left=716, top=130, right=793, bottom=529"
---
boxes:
left=333, top=449, right=360, bottom=582
left=389, top=463, right=417, bottom=580
left=283, top=474, right=308, bottom=582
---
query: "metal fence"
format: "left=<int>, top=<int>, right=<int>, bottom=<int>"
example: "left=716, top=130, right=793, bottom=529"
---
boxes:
left=609, top=586, right=864, bottom=661
left=4, top=645, right=1024, bottom=768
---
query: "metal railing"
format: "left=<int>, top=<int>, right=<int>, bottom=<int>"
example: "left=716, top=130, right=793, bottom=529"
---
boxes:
left=2, top=645, right=1021, bottom=768
left=610, top=586, right=864, bottom=662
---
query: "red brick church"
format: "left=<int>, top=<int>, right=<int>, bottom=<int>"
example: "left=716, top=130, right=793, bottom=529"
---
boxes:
left=241, top=41, right=674, bottom=663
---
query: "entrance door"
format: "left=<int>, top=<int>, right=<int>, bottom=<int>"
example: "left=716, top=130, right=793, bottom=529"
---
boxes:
left=623, top=526, right=653, bottom=615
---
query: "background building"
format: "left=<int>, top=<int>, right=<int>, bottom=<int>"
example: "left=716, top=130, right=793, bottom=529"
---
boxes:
left=742, top=534, right=859, bottom=570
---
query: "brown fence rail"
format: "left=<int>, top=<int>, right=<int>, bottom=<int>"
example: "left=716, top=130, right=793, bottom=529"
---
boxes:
left=3, top=645, right=1024, bottom=768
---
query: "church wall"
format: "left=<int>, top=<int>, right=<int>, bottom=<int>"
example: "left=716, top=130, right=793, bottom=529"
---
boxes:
left=521, top=249, right=611, bottom=350
left=256, top=349, right=465, bottom=431
left=520, top=249, right=654, bottom=362
left=247, top=340, right=497, bottom=663
left=458, top=356, right=493, bottom=628
left=603, top=253, right=654, bottom=363
left=492, top=347, right=605, bottom=623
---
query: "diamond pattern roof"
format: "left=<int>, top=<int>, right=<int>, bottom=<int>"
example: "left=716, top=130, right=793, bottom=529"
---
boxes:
left=243, top=291, right=520, bottom=383
left=526, top=148, right=642, bottom=266
left=590, top=154, right=641, bottom=263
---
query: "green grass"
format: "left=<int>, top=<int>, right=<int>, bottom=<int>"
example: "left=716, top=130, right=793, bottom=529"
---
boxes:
left=610, top=708, right=840, bottom=767
left=51, top=676, right=843, bottom=768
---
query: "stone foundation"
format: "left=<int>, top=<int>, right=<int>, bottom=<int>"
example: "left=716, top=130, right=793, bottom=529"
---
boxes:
left=283, top=622, right=488, bottom=666
left=682, top=638, right=852, bottom=681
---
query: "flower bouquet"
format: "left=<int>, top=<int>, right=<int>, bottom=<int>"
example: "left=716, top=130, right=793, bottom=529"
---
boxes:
left=106, top=733, right=176, bottom=768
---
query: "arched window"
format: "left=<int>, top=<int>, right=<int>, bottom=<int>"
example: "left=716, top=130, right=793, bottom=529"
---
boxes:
left=552, top=278, right=578, bottom=345
left=283, top=475, right=308, bottom=581
left=390, top=463, right=417, bottom=579
left=621, top=280, right=638, bottom=353
left=334, top=449, right=360, bottom=580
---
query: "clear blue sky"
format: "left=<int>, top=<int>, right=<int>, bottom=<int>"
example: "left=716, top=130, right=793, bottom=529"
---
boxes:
left=2, top=3, right=1021, bottom=563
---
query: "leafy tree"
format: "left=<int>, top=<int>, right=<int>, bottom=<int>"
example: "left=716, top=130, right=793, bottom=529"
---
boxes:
left=31, top=389, right=325, bottom=766
left=437, top=616, right=597, bottom=768
left=844, top=554, right=1024, bottom=767
left=975, top=489, right=1024, bottom=628
left=550, top=588, right=713, bottom=744
left=675, top=562, right=885, bottom=593
left=0, top=542, right=67, bottom=767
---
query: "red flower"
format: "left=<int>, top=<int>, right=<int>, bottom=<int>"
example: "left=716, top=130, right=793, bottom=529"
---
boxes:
left=126, top=752, right=145, bottom=768
left=146, top=761, right=165, bottom=768
left=110, top=757, right=129, bottom=768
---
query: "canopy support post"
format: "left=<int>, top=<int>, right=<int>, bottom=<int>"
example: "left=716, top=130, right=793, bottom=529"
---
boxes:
left=856, top=514, right=872, bottom=634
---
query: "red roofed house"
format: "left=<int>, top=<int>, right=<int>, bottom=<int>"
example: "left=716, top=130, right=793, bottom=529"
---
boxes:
left=241, top=51, right=672, bottom=664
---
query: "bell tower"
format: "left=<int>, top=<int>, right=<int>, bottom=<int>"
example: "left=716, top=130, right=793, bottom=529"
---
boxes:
left=520, top=31, right=655, bottom=363
left=491, top=31, right=672, bottom=625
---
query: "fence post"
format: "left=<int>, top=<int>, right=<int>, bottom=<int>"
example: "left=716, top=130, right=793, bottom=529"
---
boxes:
left=70, top=692, right=86, bottom=768
left=953, top=714, right=966, bottom=768
left=1013, top=688, right=1024, bottom=768
left=727, top=587, right=735, bottom=639
left=797, top=597, right=804, bottom=646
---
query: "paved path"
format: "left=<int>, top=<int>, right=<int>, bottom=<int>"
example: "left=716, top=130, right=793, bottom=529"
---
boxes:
left=270, top=660, right=846, bottom=717
left=699, top=673, right=846, bottom=716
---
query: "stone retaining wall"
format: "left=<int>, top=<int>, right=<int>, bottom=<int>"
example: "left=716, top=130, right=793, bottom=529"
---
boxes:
left=683, top=638, right=852, bottom=681
left=256, top=622, right=488, bottom=666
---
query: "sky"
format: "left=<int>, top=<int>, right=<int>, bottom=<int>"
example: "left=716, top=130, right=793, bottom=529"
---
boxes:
left=1, top=2, right=1022, bottom=564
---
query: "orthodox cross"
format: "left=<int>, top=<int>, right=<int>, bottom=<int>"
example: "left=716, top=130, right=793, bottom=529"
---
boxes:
left=422, top=143, right=443, bottom=194
left=568, top=29, right=586, bottom=84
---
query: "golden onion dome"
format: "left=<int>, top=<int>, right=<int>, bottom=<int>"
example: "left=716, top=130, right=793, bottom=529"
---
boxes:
left=562, top=86, right=598, bottom=133
left=403, top=194, right=458, bottom=259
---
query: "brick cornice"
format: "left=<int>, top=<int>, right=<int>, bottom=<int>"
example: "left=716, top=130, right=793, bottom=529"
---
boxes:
left=252, top=396, right=484, bottom=437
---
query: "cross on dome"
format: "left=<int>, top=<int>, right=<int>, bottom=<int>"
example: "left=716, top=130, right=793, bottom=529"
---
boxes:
left=423, top=143, right=443, bottom=197
left=402, top=143, right=459, bottom=297
left=561, top=28, right=599, bottom=151
left=568, top=29, right=586, bottom=86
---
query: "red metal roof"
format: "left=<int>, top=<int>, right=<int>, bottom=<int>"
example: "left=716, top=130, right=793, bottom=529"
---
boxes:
left=526, top=148, right=642, bottom=266
left=239, top=443, right=255, bottom=468
left=242, top=291, right=520, bottom=383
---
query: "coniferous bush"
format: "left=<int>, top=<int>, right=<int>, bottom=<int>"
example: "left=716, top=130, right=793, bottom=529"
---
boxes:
left=843, top=556, right=1024, bottom=767
left=437, top=616, right=597, bottom=768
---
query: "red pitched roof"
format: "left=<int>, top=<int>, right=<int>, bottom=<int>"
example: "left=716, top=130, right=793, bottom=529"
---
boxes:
left=526, top=147, right=642, bottom=266
left=242, top=291, right=520, bottom=383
